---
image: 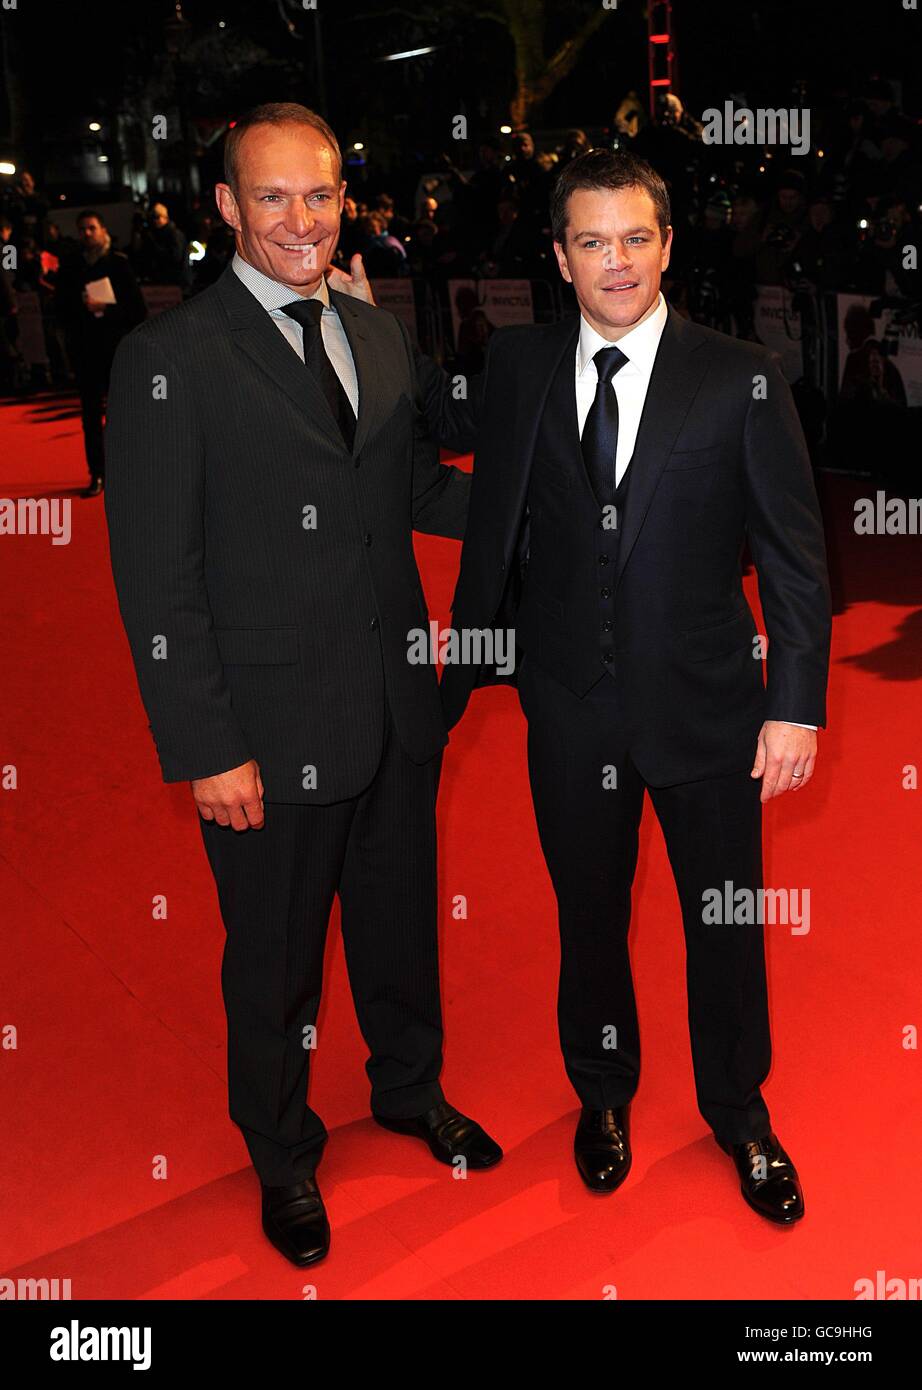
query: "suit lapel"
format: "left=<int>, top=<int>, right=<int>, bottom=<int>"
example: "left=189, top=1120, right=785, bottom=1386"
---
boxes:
left=216, top=265, right=353, bottom=452
left=499, top=316, right=580, bottom=561
left=327, top=287, right=383, bottom=457
left=615, top=308, right=712, bottom=587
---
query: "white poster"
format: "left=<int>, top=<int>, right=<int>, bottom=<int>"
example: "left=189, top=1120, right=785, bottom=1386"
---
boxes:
left=447, top=278, right=534, bottom=349
left=753, top=285, right=803, bottom=383
left=837, top=292, right=922, bottom=409
left=370, top=279, right=417, bottom=344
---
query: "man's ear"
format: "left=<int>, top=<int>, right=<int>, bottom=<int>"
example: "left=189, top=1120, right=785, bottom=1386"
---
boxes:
left=661, top=224, right=673, bottom=272
left=553, top=239, right=572, bottom=284
left=215, top=182, right=241, bottom=232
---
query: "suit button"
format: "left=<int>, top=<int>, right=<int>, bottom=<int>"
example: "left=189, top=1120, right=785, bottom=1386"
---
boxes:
left=602, top=620, right=613, bottom=632
left=598, top=554, right=609, bottom=565
left=602, top=650, right=613, bottom=663
left=370, top=616, right=379, bottom=631
left=600, top=586, right=611, bottom=599
left=363, top=532, right=372, bottom=546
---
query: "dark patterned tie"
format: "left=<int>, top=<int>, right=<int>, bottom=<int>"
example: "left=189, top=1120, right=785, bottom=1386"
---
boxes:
left=280, top=297, right=356, bottom=451
left=582, top=344, right=629, bottom=508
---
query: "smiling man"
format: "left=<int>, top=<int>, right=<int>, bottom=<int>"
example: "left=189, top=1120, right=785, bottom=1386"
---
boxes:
left=418, top=148, right=832, bottom=1222
left=103, top=103, right=501, bottom=1270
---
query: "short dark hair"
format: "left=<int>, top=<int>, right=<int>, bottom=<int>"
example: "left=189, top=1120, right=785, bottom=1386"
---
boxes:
left=550, top=149, right=671, bottom=245
left=223, top=102, right=342, bottom=193
left=77, top=209, right=105, bottom=226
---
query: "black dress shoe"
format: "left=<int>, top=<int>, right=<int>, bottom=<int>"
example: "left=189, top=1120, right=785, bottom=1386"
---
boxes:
left=373, top=1100, right=502, bottom=1169
left=261, top=1176, right=330, bottom=1266
left=718, top=1131, right=804, bottom=1224
left=79, top=476, right=103, bottom=497
left=574, top=1105, right=632, bottom=1193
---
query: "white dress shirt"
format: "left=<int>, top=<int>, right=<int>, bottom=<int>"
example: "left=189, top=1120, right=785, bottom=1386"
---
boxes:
left=576, top=290, right=668, bottom=484
left=231, top=251, right=359, bottom=415
left=573, top=291, right=815, bottom=731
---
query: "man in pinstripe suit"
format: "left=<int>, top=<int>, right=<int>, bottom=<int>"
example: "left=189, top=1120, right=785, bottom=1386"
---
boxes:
left=105, top=104, right=501, bottom=1268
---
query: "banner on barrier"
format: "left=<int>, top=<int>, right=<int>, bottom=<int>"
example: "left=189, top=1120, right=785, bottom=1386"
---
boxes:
left=370, top=279, right=417, bottom=343
left=140, top=285, right=183, bottom=318
left=837, top=293, right=922, bottom=409
left=14, top=291, right=49, bottom=367
left=753, top=285, right=803, bottom=383
left=447, top=279, right=534, bottom=350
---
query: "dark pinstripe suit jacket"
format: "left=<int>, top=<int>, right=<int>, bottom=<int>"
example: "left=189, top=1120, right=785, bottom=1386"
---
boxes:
left=104, top=263, right=469, bottom=804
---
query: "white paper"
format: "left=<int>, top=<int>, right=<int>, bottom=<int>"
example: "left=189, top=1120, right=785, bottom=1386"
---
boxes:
left=85, top=276, right=116, bottom=307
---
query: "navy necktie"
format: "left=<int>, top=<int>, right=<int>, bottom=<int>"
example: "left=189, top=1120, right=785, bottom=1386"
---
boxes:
left=280, top=297, right=356, bottom=451
left=582, top=344, right=629, bottom=508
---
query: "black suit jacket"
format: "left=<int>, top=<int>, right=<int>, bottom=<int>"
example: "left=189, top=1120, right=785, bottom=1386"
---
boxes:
left=104, top=264, right=469, bottom=803
left=423, top=307, right=832, bottom=787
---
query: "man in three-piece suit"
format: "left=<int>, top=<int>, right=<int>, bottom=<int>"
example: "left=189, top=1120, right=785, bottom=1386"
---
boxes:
left=104, top=103, right=501, bottom=1269
left=405, top=149, right=831, bottom=1223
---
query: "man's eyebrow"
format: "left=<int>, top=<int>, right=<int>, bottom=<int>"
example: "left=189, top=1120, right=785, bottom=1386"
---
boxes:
left=573, top=225, right=657, bottom=239
left=251, top=183, right=337, bottom=194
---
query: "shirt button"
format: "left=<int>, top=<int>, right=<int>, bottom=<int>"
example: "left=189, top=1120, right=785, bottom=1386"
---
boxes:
left=602, top=650, right=613, bottom=663
left=600, top=586, right=611, bottom=599
left=602, top=620, right=613, bottom=632
left=598, top=554, right=609, bottom=565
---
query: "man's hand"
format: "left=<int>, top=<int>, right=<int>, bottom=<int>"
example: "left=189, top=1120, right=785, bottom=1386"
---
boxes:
left=191, top=758, right=265, bottom=830
left=751, top=722, right=817, bottom=802
left=326, top=253, right=376, bottom=305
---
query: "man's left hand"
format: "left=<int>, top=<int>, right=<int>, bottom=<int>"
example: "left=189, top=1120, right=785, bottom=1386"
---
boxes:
left=751, top=721, right=817, bottom=801
left=326, top=253, right=376, bottom=305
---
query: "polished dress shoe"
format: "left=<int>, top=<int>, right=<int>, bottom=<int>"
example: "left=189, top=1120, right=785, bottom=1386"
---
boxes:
left=373, top=1100, right=502, bottom=1169
left=79, top=476, right=103, bottom=497
left=261, top=1175, right=330, bottom=1266
left=718, top=1131, right=804, bottom=1224
left=574, top=1105, right=632, bottom=1193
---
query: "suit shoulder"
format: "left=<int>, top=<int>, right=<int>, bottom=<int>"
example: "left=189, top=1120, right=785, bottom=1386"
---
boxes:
left=491, top=321, right=561, bottom=345
left=118, top=284, right=223, bottom=355
left=689, top=319, right=780, bottom=373
left=487, top=318, right=571, bottom=359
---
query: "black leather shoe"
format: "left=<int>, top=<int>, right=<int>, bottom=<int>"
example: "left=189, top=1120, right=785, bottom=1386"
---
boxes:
left=574, top=1105, right=632, bottom=1193
left=373, top=1100, right=502, bottom=1169
left=718, top=1131, right=804, bottom=1224
left=261, top=1176, right=330, bottom=1266
left=79, top=476, right=103, bottom=497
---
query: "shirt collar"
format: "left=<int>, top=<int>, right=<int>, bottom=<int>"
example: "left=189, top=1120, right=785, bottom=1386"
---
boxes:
left=577, top=291, right=668, bottom=378
left=232, top=251, right=332, bottom=316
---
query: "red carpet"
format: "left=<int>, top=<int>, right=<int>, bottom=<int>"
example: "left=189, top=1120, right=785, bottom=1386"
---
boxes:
left=1, top=391, right=920, bottom=1300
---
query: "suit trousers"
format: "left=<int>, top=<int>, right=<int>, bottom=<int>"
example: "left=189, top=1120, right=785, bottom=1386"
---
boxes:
left=199, top=704, right=446, bottom=1185
left=517, top=653, right=772, bottom=1145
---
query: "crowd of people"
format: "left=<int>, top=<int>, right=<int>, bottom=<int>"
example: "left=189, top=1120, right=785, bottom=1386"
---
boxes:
left=1, top=76, right=918, bottom=483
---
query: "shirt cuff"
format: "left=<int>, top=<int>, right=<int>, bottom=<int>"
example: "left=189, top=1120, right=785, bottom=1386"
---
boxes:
left=782, top=721, right=817, bottom=730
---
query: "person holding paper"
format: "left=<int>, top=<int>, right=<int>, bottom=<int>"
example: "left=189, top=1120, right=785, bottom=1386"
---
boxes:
left=55, top=209, right=146, bottom=496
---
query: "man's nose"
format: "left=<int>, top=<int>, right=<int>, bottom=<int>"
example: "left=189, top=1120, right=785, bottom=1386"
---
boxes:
left=604, top=244, right=632, bottom=272
left=285, top=199, right=316, bottom=236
